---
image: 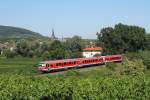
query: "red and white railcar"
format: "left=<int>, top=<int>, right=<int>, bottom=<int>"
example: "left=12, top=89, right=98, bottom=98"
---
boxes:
left=38, top=55, right=122, bottom=72
left=105, top=55, right=122, bottom=62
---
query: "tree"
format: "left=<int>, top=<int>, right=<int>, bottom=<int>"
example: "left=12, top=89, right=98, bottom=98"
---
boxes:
left=64, top=36, right=83, bottom=58
left=145, top=34, right=150, bottom=50
left=40, top=42, right=50, bottom=52
left=49, top=48, right=68, bottom=60
left=15, top=39, right=29, bottom=57
left=4, top=50, right=16, bottom=58
left=49, top=40, right=69, bottom=60
left=27, top=50, right=34, bottom=58
left=64, top=36, right=82, bottom=51
left=42, top=51, right=50, bottom=60
left=97, top=23, right=146, bottom=54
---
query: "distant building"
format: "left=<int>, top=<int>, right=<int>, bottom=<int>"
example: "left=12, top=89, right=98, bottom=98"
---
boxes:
left=0, top=43, right=7, bottom=49
left=0, top=43, right=6, bottom=55
left=51, top=28, right=57, bottom=40
left=82, top=47, right=103, bottom=58
left=0, top=42, right=16, bottom=55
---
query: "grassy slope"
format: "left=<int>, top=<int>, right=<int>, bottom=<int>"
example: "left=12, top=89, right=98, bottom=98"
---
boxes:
left=0, top=25, right=44, bottom=39
left=0, top=57, right=41, bottom=75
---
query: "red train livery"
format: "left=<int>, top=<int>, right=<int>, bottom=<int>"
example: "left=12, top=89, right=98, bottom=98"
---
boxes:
left=38, top=55, right=122, bottom=72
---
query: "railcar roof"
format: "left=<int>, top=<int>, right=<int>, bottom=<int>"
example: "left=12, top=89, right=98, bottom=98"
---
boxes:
left=42, top=58, right=79, bottom=64
left=41, top=57, right=102, bottom=64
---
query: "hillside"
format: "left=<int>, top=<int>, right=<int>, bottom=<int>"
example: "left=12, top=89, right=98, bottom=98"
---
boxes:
left=0, top=25, right=44, bottom=39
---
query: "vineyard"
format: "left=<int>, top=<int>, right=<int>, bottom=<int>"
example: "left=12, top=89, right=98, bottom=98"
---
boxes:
left=0, top=74, right=150, bottom=100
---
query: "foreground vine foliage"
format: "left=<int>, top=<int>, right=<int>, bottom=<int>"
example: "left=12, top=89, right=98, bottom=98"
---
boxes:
left=0, top=74, right=150, bottom=100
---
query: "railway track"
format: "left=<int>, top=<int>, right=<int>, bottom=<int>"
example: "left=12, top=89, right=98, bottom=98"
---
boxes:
left=34, top=64, right=106, bottom=77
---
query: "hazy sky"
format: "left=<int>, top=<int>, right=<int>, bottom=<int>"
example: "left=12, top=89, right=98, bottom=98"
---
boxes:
left=0, top=0, right=150, bottom=39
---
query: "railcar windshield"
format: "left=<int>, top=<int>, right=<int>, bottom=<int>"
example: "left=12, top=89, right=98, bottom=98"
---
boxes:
left=38, top=63, right=46, bottom=67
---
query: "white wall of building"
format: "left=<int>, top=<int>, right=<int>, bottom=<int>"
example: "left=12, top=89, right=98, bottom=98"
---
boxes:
left=83, top=51, right=101, bottom=58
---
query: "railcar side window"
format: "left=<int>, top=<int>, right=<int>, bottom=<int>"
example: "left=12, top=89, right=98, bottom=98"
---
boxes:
left=57, top=63, right=59, bottom=66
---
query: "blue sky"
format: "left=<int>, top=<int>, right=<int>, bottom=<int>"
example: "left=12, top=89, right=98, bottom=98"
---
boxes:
left=0, top=0, right=150, bottom=39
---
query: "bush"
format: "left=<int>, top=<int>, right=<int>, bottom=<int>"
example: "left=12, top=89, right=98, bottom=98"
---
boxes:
left=125, top=52, right=141, bottom=60
left=125, top=51, right=150, bottom=70
left=121, top=58, right=145, bottom=75
left=106, top=62, right=118, bottom=71
left=138, top=51, right=150, bottom=69
left=4, top=50, right=16, bottom=58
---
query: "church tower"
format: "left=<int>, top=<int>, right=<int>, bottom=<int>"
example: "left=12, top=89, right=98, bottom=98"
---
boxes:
left=51, top=28, right=56, bottom=40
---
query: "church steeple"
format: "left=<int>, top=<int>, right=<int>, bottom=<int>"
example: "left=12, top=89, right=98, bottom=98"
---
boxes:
left=51, top=28, right=56, bottom=39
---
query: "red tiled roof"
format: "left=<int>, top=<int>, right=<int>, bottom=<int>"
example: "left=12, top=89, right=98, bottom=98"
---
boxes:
left=83, top=47, right=102, bottom=51
left=0, top=43, right=7, bottom=49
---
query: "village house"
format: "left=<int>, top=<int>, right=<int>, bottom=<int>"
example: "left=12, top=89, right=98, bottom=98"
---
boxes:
left=82, top=47, right=103, bottom=58
left=0, top=42, right=16, bottom=55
